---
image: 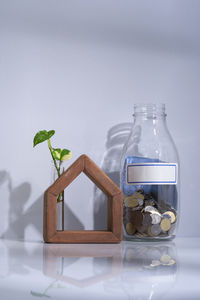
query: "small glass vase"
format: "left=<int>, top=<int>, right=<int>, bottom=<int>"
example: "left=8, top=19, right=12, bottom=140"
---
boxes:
left=51, top=163, right=65, bottom=231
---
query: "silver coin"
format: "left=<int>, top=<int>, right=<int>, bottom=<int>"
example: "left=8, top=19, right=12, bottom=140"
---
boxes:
left=150, top=260, right=161, bottom=267
left=144, top=206, right=156, bottom=213
left=137, top=198, right=144, bottom=206
left=151, top=212, right=161, bottom=225
left=131, top=206, right=142, bottom=211
left=151, top=224, right=162, bottom=236
left=143, top=213, right=152, bottom=225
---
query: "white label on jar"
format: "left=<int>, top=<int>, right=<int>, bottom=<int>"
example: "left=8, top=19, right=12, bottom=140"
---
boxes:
left=126, top=163, right=178, bottom=185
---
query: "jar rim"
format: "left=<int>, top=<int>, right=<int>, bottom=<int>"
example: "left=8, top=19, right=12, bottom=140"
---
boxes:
left=133, top=103, right=166, bottom=116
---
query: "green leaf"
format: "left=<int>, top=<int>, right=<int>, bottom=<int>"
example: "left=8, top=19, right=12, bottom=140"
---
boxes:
left=60, top=149, right=72, bottom=161
left=52, top=148, right=62, bottom=160
left=30, top=291, right=50, bottom=298
left=33, top=130, right=55, bottom=147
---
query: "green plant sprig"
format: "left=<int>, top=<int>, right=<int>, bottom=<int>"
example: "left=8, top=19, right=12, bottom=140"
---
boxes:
left=33, top=130, right=72, bottom=202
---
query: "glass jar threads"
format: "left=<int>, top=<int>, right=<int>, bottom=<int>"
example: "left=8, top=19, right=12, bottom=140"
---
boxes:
left=120, top=104, right=179, bottom=241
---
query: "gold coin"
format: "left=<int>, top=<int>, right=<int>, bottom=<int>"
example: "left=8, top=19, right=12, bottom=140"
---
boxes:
left=160, top=218, right=171, bottom=232
left=126, top=222, right=136, bottom=235
left=135, top=232, right=148, bottom=237
left=160, top=254, right=171, bottom=264
left=167, top=259, right=176, bottom=266
left=132, top=192, right=145, bottom=200
left=124, top=197, right=139, bottom=208
left=163, top=211, right=176, bottom=223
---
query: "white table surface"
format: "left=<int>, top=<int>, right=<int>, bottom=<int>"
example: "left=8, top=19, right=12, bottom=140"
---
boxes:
left=0, top=238, right=199, bottom=299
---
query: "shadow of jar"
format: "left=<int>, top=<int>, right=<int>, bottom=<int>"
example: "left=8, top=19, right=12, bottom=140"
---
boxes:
left=93, top=123, right=132, bottom=230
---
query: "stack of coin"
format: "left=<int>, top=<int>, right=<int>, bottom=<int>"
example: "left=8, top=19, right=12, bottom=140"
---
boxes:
left=124, top=190, right=177, bottom=238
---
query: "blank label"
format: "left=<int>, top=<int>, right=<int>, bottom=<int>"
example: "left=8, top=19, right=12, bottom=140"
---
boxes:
left=126, top=163, right=177, bottom=185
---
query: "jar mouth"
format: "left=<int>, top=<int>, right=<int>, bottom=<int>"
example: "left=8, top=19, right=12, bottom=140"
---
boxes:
left=133, top=103, right=167, bottom=117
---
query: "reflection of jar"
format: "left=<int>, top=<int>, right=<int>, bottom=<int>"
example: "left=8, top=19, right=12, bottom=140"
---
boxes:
left=121, top=242, right=177, bottom=299
left=120, top=104, right=179, bottom=241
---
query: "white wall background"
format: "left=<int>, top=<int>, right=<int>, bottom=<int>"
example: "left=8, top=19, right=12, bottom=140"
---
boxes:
left=0, top=0, right=199, bottom=241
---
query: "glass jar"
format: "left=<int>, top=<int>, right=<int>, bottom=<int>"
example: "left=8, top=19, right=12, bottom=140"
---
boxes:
left=120, top=104, right=179, bottom=241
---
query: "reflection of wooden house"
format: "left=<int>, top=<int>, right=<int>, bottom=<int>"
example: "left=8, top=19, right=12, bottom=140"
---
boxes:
left=43, top=244, right=122, bottom=287
left=44, top=154, right=123, bottom=243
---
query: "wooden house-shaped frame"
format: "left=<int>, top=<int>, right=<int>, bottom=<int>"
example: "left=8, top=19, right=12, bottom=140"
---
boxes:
left=43, top=155, right=123, bottom=243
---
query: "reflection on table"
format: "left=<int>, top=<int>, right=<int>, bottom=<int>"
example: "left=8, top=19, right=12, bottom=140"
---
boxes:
left=0, top=239, right=178, bottom=299
left=42, top=241, right=177, bottom=299
left=43, top=244, right=123, bottom=288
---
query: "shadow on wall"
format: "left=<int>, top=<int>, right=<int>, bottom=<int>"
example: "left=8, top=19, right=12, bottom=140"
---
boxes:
left=0, top=170, right=41, bottom=240
left=93, top=123, right=132, bottom=230
left=0, top=171, right=84, bottom=241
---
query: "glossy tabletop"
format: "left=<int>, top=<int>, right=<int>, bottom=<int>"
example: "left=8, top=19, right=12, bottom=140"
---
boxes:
left=0, top=238, right=199, bottom=299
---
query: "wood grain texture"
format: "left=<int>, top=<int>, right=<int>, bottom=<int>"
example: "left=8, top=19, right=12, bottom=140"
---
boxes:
left=43, top=154, right=123, bottom=243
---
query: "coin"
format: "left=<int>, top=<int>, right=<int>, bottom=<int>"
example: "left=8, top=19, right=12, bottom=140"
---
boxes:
left=150, top=212, right=162, bottom=225
left=130, top=211, right=143, bottom=226
left=136, top=223, right=148, bottom=233
left=162, top=213, right=172, bottom=222
left=160, top=218, right=171, bottom=232
left=166, top=259, right=176, bottom=266
left=143, top=213, right=152, bottom=226
left=151, top=224, right=162, bottom=236
left=135, top=232, right=148, bottom=238
left=147, top=226, right=154, bottom=237
left=160, top=254, right=171, bottom=264
left=150, top=260, right=161, bottom=267
left=131, top=206, right=142, bottom=211
left=137, top=198, right=144, bottom=206
left=148, top=224, right=162, bottom=236
left=126, top=222, right=136, bottom=235
left=132, top=192, right=145, bottom=200
left=163, top=211, right=176, bottom=223
left=124, top=197, right=139, bottom=208
left=137, top=189, right=144, bottom=194
left=144, top=206, right=156, bottom=213
left=145, top=199, right=156, bottom=207
left=125, top=209, right=134, bottom=222
left=124, top=190, right=177, bottom=240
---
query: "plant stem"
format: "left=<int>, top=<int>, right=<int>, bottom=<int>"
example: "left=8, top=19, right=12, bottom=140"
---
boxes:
left=48, top=139, right=61, bottom=177
left=48, top=138, right=62, bottom=202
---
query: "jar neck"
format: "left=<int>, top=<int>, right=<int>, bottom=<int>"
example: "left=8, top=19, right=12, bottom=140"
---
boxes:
left=133, top=103, right=167, bottom=123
